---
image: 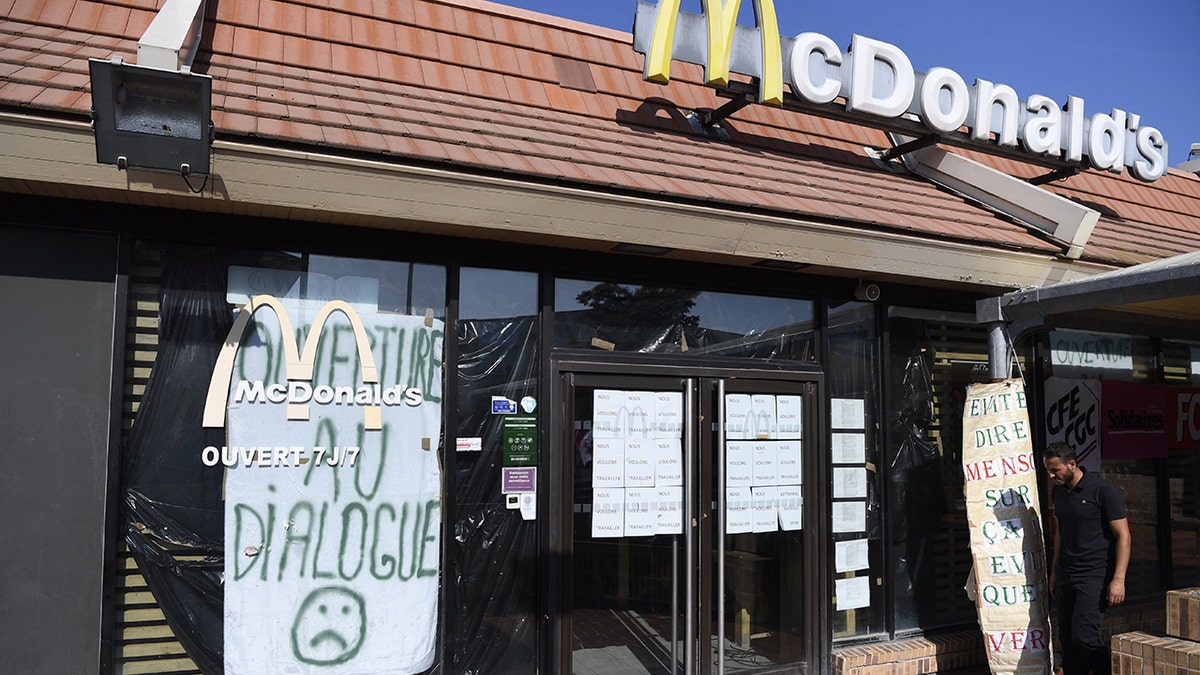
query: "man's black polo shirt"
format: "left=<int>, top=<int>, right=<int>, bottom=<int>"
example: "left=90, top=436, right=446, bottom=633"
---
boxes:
left=1051, top=467, right=1127, bottom=578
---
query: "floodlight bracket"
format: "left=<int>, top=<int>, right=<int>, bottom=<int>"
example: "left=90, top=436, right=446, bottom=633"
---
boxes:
left=89, top=57, right=214, bottom=175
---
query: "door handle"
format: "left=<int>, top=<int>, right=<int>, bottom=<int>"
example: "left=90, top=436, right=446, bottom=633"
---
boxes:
left=716, top=379, right=727, bottom=675
left=683, top=378, right=696, bottom=675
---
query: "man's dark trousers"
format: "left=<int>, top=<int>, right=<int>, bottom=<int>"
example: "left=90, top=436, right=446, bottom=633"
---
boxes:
left=1057, top=572, right=1110, bottom=675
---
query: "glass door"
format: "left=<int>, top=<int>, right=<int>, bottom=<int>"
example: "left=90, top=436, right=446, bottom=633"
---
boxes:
left=551, top=364, right=825, bottom=675
left=705, top=377, right=815, bottom=675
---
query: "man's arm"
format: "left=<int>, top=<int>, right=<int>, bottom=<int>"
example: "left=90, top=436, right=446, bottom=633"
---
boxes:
left=1107, top=517, right=1131, bottom=606
left=1048, top=515, right=1060, bottom=597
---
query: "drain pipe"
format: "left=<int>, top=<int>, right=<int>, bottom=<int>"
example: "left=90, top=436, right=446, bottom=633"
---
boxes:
left=977, top=297, right=1011, bottom=380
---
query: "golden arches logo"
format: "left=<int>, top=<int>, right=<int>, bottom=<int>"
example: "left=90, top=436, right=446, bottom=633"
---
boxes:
left=643, top=0, right=783, bottom=106
left=203, top=295, right=382, bottom=431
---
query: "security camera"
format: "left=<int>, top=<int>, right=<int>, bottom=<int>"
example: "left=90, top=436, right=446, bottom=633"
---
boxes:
left=855, top=281, right=881, bottom=302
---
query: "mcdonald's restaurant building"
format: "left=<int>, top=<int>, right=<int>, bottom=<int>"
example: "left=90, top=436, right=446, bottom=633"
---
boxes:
left=3, top=1, right=1200, bottom=674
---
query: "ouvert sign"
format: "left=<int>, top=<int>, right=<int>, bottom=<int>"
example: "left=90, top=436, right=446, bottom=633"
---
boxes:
left=632, top=0, right=1169, bottom=182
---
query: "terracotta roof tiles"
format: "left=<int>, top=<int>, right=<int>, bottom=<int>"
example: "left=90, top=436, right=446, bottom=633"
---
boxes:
left=2, top=0, right=1198, bottom=266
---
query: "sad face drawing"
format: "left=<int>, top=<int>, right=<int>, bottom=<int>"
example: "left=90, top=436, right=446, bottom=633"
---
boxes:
left=290, top=586, right=367, bottom=666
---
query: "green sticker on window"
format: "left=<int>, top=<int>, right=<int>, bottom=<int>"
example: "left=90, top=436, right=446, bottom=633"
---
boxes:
left=502, top=415, right=538, bottom=466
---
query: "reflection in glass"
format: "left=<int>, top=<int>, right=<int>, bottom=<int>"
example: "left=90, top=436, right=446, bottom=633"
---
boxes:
left=1101, top=459, right=1162, bottom=601
left=717, top=531, right=806, bottom=672
left=1169, top=448, right=1200, bottom=588
left=555, top=279, right=814, bottom=360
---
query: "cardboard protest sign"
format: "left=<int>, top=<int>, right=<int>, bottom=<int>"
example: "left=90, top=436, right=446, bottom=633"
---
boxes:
left=962, top=379, right=1052, bottom=674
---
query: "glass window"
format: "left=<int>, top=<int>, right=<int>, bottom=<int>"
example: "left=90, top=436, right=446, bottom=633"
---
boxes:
left=1046, top=331, right=1155, bottom=382
left=121, top=243, right=447, bottom=674
left=1043, top=333, right=1165, bottom=602
left=452, top=267, right=540, bottom=672
left=1101, top=459, right=1163, bottom=600
left=828, top=300, right=884, bottom=639
left=885, top=314, right=981, bottom=633
left=554, top=279, right=814, bottom=360
left=1162, top=340, right=1200, bottom=387
left=1164, top=340, right=1200, bottom=589
left=1168, top=449, right=1200, bottom=588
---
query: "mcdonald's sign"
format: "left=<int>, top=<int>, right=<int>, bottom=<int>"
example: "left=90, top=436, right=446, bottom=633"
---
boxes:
left=204, top=295, right=419, bottom=432
left=639, top=0, right=783, bottom=106
left=630, top=0, right=1168, bottom=181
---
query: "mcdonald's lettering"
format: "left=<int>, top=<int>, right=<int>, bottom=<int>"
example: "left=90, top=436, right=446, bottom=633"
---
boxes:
left=204, top=295, right=429, bottom=431
left=231, top=380, right=422, bottom=409
left=630, top=0, right=1168, bottom=181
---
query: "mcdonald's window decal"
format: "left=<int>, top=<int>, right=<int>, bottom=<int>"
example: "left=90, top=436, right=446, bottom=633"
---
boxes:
left=206, top=293, right=444, bottom=674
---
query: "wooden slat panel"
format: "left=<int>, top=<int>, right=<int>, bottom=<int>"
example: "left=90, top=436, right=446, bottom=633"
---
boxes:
left=117, top=658, right=202, bottom=675
left=925, top=321, right=986, bottom=617
left=115, top=246, right=201, bottom=675
left=1162, top=341, right=1195, bottom=385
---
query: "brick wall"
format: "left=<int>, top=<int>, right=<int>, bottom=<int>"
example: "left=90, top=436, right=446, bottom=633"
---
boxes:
left=833, top=631, right=988, bottom=675
left=1112, top=588, right=1200, bottom=675
left=831, top=599, right=1164, bottom=675
left=1112, top=631, right=1200, bottom=674
left=1167, top=588, right=1200, bottom=642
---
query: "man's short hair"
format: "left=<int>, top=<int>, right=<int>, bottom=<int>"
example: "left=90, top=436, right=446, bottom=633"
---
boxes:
left=1043, top=441, right=1076, bottom=462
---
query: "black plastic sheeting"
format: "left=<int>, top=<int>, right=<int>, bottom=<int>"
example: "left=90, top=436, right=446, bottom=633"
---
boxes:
left=122, top=248, right=233, bottom=674
left=123, top=248, right=547, bottom=674
left=886, top=317, right=950, bottom=629
left=450, top=316, right=541, bottom=674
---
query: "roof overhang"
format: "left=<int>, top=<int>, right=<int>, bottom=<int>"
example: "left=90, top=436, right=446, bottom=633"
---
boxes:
left=978, top=250, right=1200, bottom=340
left=1, top=112, right=1090, bottom=292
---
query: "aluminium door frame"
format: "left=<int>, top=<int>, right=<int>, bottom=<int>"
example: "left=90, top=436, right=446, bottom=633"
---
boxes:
left=545, top=351, right=829, bottom=675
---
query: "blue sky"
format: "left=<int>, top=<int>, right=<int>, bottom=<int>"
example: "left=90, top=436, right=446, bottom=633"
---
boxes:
left=493, top=0, right=1200, bottom=167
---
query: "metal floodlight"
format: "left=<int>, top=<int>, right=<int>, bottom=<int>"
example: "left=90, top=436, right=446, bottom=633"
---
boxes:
left=89, top=57, right=213, bottom=175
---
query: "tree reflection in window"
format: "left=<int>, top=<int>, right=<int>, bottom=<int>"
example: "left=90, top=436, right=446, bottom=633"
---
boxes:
left=574, top=282, right=701, bottom=352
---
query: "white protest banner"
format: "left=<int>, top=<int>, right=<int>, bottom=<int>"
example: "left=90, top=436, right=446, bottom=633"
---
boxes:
left=962, top=379, right=1052, bottom=675
left=208, top=296, right=442, bottom=674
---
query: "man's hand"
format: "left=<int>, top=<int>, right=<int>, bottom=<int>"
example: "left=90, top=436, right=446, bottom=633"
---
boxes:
left=1107, top=578, right=1126, bottom=606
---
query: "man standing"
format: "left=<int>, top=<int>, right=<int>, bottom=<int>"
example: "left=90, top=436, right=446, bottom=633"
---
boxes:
left=1043, top=441, right=1131, bottom=675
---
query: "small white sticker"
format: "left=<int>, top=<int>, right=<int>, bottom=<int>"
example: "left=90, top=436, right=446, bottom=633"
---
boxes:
left=521, top=396, right=537, bottom=413
left=520, top=492, right=537, bottom=520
